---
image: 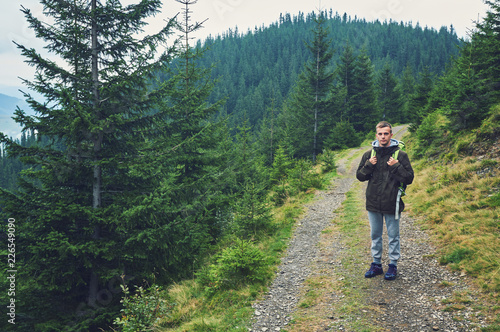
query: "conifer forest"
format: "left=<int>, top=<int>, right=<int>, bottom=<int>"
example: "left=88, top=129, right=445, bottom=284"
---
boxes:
left=0, top=0, right=499, bottom=330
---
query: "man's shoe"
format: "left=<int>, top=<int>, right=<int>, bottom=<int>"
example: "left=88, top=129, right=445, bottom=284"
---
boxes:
left=384, top=264, right=397, bottom=280
left=365, top=263, right=383, bottom=278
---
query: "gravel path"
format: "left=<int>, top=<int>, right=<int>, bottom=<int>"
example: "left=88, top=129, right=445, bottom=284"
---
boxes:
left=250, top=126, right=492, bottom=331
left=250, top=148, right=359, bottom=331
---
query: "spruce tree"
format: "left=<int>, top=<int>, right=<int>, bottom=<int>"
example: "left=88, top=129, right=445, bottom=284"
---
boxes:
left=336, top=42, right=357, bottom=123
left=399, top=63, right=416, bottom=122
left=287, top=11, right=334, bottom=161
left=408, top=67, right=434, bottom=131
left=0, top=0, right=178, bottom=329
left=377, top=64, right=403, bottom=123
left=124, top=0, right=226, bottom=279
left=350, top=48, right=378, bottom=132
left=255, top=97, right=278, bottom=166
left=475, top=0, right=500, bottom=100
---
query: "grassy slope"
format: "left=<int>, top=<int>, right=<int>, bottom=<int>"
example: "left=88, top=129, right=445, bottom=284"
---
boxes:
left=406, top=107, right=500, bottom=298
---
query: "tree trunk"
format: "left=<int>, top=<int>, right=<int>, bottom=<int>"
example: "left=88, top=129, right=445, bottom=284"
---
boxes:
left=88, top=0, right=101, bottom=308
left=313, top=46, right=320, bottom=163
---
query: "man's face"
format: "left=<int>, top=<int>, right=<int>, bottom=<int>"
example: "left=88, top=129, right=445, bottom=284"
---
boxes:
left=376, top=126, right=393, bottom=147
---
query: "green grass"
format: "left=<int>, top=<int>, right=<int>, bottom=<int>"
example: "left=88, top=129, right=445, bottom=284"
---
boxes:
left=405, top=109, right=500, bottom=327
left=408, top=155, right=500, bottom=295
left=325, top=181, right=382, bottom=332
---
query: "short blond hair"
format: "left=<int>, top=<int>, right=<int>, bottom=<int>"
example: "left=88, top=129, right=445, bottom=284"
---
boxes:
left=376, top=121, right=392, bottom=133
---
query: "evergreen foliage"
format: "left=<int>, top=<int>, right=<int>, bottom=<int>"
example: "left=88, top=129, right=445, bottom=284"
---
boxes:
left=411, top=0, right=500, bottom=155
left=325, top=120, right=362, bottom=150
left=377, top=64, right=404, bottom=123
left=0, top=0, right=220, bottom=329
left=348, top=48, right=379, bottom=132
left=196, top=238, right=271, bottom=296
left=285, top=12, right=334, bottom=161
left=0, top=131, right=37, bottom=191
left=195, top=10, right=461, bottom=129
left=399, top=64, right=416, bottom=122
left=408, top=66, right=435, bottom=131
left=474, top=0, right=500, bottom=100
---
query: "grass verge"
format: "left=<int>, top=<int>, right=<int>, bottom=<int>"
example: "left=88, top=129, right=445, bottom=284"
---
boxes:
left=407, top=155, right=500, bottom=298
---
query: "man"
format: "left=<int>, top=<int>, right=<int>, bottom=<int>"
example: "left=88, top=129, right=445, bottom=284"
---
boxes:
left=356, top=121, right=414, bottom=280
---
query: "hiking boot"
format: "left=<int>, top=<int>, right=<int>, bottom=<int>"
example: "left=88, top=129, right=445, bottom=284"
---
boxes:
left=384, top=264, right=397, bottom=280
left=365, top=263, right=383, bottom=278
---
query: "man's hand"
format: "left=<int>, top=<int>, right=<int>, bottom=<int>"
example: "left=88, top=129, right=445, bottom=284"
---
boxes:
left=387, top=157, right=399, bottom=166
left=369, top=156, right=377, bottom=165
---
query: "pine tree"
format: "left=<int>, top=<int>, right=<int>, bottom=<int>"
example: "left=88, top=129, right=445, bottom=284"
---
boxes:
left=336, top=42, right=357, bottom=122
left=399, top=63, right=416, bottom=122
left=324, top=119, right=361, bottom=150
left=350, top=48, right=378, bottom=132
left=125, top=0, right=227, bottom=279
left=334, top=43, right=379, bottom=133
left=256, top=97, right=278, bottom=166
left=377, top=64, right=403, bottom=123
left=408, top=67, right=434, bottom=131
left=475, top=0, right=500, bottom=100
left=0, top=0, right=178, bottom=329
left=287, top=12, right=334, bottom=161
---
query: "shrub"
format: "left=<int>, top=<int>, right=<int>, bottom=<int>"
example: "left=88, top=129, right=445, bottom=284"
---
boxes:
left=270, top=145, right=293, bottom=185
left=475, top=104, right=500, bottom=140
left=234, top=181, right=273, bottom=238
left=113, top=283, right=172, bottom=331
left=317, top=149, right=336, bottom=173
left=415, top=110, right=450, bottom=156
left=325, top=120, right=362, bottom=150
left=197, top=238, right=271, bottom=296
left=271, top=179, right=290, bottom=206
left=289, top=159, right=322, bottom=192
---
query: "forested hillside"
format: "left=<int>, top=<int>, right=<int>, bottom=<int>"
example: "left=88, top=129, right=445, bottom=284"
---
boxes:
left=0, top=0, right=498, bottom=331
left=189, top=11, right=462, bottom=127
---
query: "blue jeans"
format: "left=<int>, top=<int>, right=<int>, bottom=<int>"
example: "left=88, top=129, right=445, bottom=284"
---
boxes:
left=368, top=211, right=400, bottom=266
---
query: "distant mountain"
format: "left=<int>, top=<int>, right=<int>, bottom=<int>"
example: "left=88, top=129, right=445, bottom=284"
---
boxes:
left=0, top=93, right=29, bottom=139
left=175, top=11, right=463, bottom=128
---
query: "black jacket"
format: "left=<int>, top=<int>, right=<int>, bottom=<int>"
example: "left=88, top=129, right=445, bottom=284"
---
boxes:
left=356, top=140, right=414, bottom=214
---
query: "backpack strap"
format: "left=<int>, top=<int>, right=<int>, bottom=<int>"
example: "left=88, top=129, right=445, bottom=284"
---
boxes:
left=393, top=149, right=399, bottom=160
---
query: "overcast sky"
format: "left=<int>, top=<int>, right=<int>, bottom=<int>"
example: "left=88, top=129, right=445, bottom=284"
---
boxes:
left=0, top=0, right=489, bottom=99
